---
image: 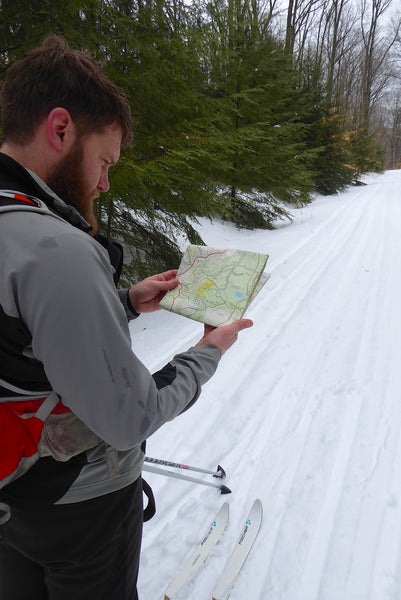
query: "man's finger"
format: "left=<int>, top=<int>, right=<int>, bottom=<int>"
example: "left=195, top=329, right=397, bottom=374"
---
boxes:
left=158, top=269, right=178, bottom=280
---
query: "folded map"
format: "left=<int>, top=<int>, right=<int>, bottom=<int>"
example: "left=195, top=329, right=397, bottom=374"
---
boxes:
left=159, top=244, right=269, bottom=327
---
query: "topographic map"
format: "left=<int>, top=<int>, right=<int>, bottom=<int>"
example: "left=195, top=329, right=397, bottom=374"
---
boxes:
left=159, top=245, right=269, bottom=326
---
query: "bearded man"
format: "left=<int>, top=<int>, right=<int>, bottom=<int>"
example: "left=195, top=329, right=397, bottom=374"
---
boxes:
left=0, top=36, right=252, bottom=600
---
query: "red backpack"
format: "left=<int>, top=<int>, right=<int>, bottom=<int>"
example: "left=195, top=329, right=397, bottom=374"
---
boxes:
left=0, top=377, right=70, bottom=524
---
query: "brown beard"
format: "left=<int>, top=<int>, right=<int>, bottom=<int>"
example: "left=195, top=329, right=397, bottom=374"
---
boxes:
left=47, top=138, right=98, bottom=234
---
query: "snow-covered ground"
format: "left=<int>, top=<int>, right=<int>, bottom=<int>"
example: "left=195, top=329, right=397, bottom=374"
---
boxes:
left=134, top=169, right=401, bottom=600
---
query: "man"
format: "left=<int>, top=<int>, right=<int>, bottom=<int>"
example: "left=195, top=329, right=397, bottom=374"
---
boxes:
left=0, top=36, right=253, bottom=600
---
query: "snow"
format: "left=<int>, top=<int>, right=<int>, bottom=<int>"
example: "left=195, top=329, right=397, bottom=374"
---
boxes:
left=133, top=169, right=401, bottom=600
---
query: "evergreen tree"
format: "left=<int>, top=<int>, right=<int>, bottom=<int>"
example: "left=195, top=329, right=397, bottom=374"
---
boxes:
left=296, top=56, right=353, bottom=195
left=298, top=52, right=384, bottom=195
left=93, top=0, right=222, bottom=281
left=0, top=0, right=99, bottom=64
left=196, top=0, right=317, bottom=228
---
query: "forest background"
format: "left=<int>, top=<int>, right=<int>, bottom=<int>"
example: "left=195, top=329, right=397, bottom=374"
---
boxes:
left=1, top=0, right=401, bottom=283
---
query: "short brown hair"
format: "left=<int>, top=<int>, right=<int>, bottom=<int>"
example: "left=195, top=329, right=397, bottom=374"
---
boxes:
left=1, top=36, right=133, bottom=146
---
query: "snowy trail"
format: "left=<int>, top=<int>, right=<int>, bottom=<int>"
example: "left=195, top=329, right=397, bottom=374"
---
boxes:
left=134, top=170, right=401, bottom=599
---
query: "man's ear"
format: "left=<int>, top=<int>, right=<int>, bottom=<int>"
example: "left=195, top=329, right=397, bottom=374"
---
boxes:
left=46, top=107, right=74, bottom=152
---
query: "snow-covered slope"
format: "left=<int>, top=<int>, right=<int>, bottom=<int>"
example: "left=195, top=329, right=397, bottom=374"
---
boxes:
left=135, top=170, right=401, bottom=600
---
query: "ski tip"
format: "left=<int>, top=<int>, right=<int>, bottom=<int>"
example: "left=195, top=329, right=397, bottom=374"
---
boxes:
left=214, top=464, right=226, bottom=479
left=250, top=498, right=263, bottom=523
left=220, top=484, right=232, bottom=495
left=219, top=501, right=230, bottom=519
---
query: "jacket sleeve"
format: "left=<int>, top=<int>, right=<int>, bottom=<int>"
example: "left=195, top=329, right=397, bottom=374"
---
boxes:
left=6, top=212, right=221, bottom=450
left=118, top=288, right=140, bottom=321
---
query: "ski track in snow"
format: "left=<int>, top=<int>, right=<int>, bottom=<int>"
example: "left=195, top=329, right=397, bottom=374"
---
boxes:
left=133, top=171, right=401, bottom=600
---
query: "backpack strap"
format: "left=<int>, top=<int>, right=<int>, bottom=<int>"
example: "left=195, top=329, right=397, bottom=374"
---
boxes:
left=0, top=376, right=50, bottom=397
left=0, top=190, right=66, bottom=225
left=33, top=391, right=60, bottom=422
left=0, top=190, right=45, bottom=208
left=0, top=377, right=59, bottom=421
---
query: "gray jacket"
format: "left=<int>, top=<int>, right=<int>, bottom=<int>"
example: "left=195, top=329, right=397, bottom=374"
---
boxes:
left=0, top=154, right=221, bottom=504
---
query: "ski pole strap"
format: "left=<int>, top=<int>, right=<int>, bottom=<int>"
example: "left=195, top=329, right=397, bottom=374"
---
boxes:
left=142, top=478, right=156, bottom=522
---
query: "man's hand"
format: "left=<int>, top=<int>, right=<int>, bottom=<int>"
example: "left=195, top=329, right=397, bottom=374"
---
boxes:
left=196, top=319, right=253, bottom=355
left=129, top=270, right=178, bottom=314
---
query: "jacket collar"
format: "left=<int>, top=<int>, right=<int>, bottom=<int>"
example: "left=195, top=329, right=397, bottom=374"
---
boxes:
left=0, top=152, right=92, bottom=233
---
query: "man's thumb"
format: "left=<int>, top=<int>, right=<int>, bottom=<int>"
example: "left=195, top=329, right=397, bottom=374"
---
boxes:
left=233, top=318, right=253, bottom=331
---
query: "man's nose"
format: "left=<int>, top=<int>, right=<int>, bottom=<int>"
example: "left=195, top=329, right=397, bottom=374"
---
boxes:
left=98, top=170, right=110, bottom=193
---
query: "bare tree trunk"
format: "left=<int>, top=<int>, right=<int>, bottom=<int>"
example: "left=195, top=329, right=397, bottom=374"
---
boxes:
left=326, top=0, right=345, bottom=102
left=285, top=0, right=296, bottom=54
left=285, top=0, right=326, bottom=59
left=359, top=0, right=397, bottom=129
left=385, top=95, right=401, bottom=168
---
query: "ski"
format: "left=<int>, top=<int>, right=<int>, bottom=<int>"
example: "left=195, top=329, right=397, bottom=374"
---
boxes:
left=211, top=499, right=263, bottom=600
left=164, top=502, right=230, bottom=600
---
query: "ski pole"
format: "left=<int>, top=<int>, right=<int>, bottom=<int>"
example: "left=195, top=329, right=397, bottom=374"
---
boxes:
left=144, top=456, right=226, bottom=479
left=142, top=464, right=231, bottom=494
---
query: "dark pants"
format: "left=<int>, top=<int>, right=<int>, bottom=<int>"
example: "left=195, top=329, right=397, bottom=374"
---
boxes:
left=0, top=478, right=143, bottom=600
